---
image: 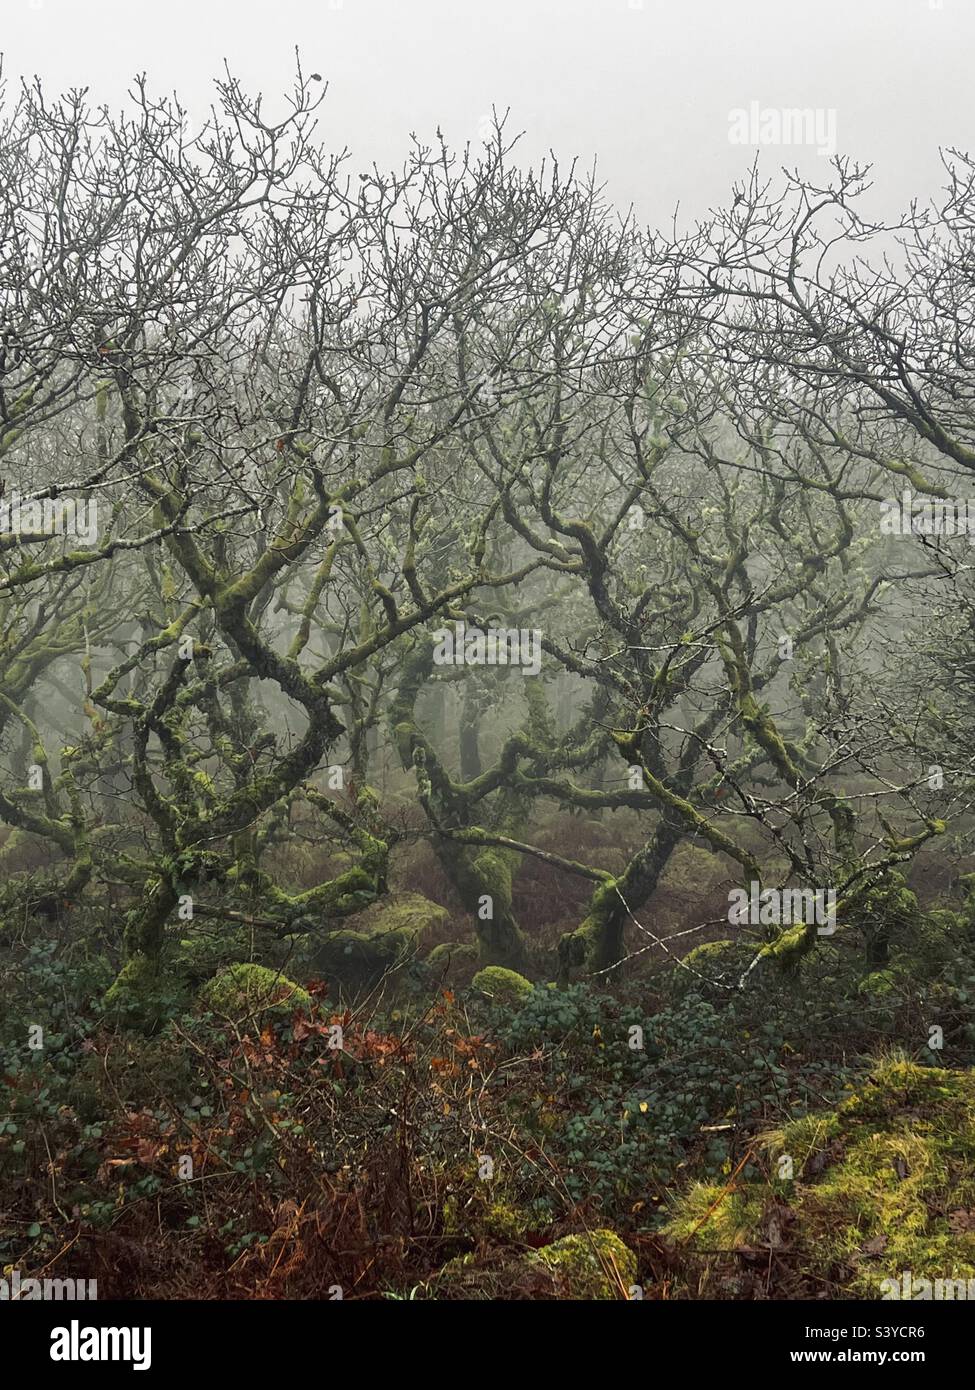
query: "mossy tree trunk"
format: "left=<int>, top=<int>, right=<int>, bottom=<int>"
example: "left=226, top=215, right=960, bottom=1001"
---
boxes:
left=558, top=819, right=683, bottom=979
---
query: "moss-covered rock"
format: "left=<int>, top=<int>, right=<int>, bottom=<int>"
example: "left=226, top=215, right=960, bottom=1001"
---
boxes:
left=421, top=1249, right=561, bottom=1300
left=483, top=1201, right=533, bottom=1242
left=665, top=1057, right=975, bottom=1297
left=530, top=1229, right=637, bottom=1299
left=666, top=937, right=754, bottom=999
left=426, top=941, right=478, bottom=969
left=442, top=1191, right=534, bottom=1243
left=313, top=891, right=449, bottom=993
left=199, top=963, right=311, bottom=1020
left=471, top=965, right=533, bottom=1006
left=351, top=890, right=450, bottom=940
left=425, top=940, right=479, bottom=987
left=422, top=1227, right=634, bottom=1300
left=314, top=928, right=413, bottom=992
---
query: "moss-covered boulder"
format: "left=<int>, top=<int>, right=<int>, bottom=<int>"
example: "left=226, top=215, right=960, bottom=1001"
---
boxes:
left=313, top=929, right=412, bottom=993
left=421, top=1249, right=562, bottom=1300
left=425, top=940, right=479, bottom=987
left=482, top=1201, right=533, bottom=1242
left=667, top=938, right=753, bottom=998
left=442, top=1191, right=534, bottom=1243
left=199, top=963, right=311, bottom=1020
left=665, top=1057, right=975, bottom=1297
left=471, top=965, right=533, bottom=1007
left=426, top=941, right=478, bottom=969
left=423, top=1227, right=634, bottom=1300
left=530, top=1230, right=637, bottom=1299
left=352, top=890, right=450, bottom=940
left=313, top=891, right=448, bottom=993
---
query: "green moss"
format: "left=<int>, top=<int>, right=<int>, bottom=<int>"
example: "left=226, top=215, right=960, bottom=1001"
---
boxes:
left=857, top=969, right=901, bottom=998
left=105, top=954, right=156, bottom=1005
left=427, top=1226, right=637, bottom=1300
left=199, top=963, right=311, bottom=1020
left=665, top=1183, right=767, bottom=1249
left=471, top=850, right=514, bottom=914
left=758, top=922, right=814, bottom=971
left=483, top=1201, right=533, bottom=1242
left=666, top=1057, right=975, bottom=1297
left=471, top=966, right=533, bottom=1006
left=426, top=941, right=478, bottom=969
left=313, top=892, right=449, bottom=993
left=441, top=1190, right=533, bottom=1243
left=531, top=1229, right=636, bottom=1299
left=175, top=928, right=267, bottom=982
left=103, top=954, right=188, bottom=1031
left=685, top=939, right=735, bottom=966
left=668, top=938, right=753, bottom=997
left=353, top=890, right=449, bottom=939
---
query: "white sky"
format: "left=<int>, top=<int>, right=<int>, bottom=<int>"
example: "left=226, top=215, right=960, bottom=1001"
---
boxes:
left=1, top=0, right=972, bottom=228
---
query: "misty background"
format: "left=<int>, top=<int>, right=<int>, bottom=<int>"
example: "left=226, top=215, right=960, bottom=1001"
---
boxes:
left=3, top=0, right=971, bottom=226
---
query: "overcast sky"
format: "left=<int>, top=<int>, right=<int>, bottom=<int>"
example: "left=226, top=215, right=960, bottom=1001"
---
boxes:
left=2, top=0, right=972, bottom=229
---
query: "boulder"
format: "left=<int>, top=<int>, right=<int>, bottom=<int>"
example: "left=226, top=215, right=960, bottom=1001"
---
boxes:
left=199, top=963, right=311, bottom=1020
left=471, top=965, right=533, bottom=1006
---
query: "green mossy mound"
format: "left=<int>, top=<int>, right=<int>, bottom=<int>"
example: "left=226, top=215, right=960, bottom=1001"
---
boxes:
left=199, top=963, right=311, bottom=1020
left=420, top=1249, right=561, bottom=1300
left=442, top=1192, right=534, bottom=1243
left=531, top=1229, right=637, bottom=1298
left=666, top=1057, right=975, bottom=1297
left=351, top=890, right=450, bottom=939
left=313, top=891, right=448, bottom=993
left=423, top=1227, right=634, bottom=1300
left=313, top=928, right=413, bottom=992
left=426, top=941, right=479, bottom=969
left=471, top=965, right=533, bottom=1006
left=482, top=1201, right=533, bottom=1242
left=668, top=938, right=754, bottom=997
left=425, top=940, right=479, bottom=986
